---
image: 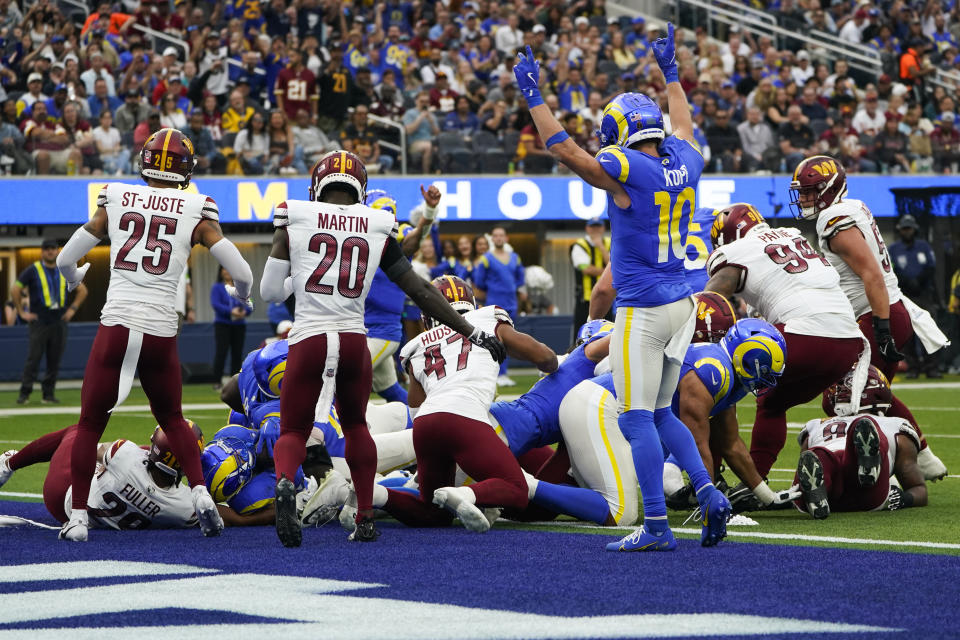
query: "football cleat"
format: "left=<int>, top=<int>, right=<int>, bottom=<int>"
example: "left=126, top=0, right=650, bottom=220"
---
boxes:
left=432, top=486, right=490, bottom=533
left=58, top=511, right=88, bottom=542
left=339, top=485, right=358, bottom=532
left=274, top=477, right=301, bottom=547
left=700, top=488, right=731, bottom=547
left=0, top=450, right=17, bottom=489
left=295, top=475, right=319, bottom=518
left=348, top=514, right=380, bottom=542
left=665, top=482, right=698, bottom=511
left=797, top=451, right=830, bottom=520
left=852, top=418, right=882, bottom=488
left=300, top=469, right=351, bottom=527
left=727, top=481, right=763, bottom=514
left=496, top=375, right=516, bottom=387
left=917, top=446, right=948, bottom=482
left=483, top=507, right=502, bottom=529
left=191, top=484, right=224, bottom=537
left=605, top=525, right=677, bottom=552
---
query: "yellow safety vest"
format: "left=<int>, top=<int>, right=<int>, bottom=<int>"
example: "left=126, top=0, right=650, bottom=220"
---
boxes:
left=34, top=261, right=66, bottom=310
left=572, top=237, right=610, bottom=302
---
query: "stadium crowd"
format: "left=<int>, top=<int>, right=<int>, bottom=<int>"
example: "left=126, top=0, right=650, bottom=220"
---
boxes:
left=1, top=0, right=959, bottom=176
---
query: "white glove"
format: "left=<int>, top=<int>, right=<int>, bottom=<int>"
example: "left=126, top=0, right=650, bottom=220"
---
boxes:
left=771, top=484, right=802, bottom=506
left=224, top=285, right=254, bottom=310
left=66, top=263, right=90, bottom=292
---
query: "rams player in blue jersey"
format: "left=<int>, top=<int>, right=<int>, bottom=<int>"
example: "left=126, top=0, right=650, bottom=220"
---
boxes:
left=363, top=186, right=438, bottom=404
left=514, top=24, right=731, bottom=551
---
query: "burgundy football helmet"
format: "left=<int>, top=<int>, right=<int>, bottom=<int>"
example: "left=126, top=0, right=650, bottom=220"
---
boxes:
left=821, top=365, right=892, bottom=417
left=425, top=275, right=476, bottom=329
left=148, top=420, right=204, bottom=481
left=309, top=150, right=368, bottom=203
left=789, top=154, right=848, bottom=220
left=692, top=291, right=737, bottom=343
left=140, top=128, right=196, bottom=187
left=710, top=202, right=767, bottom=248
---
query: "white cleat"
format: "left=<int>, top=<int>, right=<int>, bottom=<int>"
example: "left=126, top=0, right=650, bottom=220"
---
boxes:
left=295, top=475, right=319, bottom=517
left=0, top=450, right=17, bottom=489
left=432, top=486, right=490, bottom=532
left=918, top=446, right=948, bottom=482
left=496, top=375, right=516, bottom=387
left=482, top=507, right=502, bottom=529
left=301, top=470, right=351, bottom=527
left=192, top=485, right=224, bottom=537
left=58, top=511, right=88, bottom=542
left=339, top=485, right=358, bottom=532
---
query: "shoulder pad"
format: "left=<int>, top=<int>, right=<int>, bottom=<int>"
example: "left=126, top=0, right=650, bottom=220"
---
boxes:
left=896, top=419, right=923, bottom=452
left=106, top=439, right=129, bottom=463
left=96, top=185, right=109, bottom=207
left=492, top=305, right=514, bottom=327
left=816, top=203, right=858, bottom=240
left=595, top=145, right=630, bottom=183
left=797, top=419, right=822, bottom=445
left=691, top=354, right=731, bottom=404
left=201, top=196, right=219, bottom=222
left=273, top=200, right=289, bottom=228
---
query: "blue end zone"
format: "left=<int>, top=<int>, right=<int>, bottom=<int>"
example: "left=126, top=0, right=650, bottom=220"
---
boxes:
left=1, top=499, right=956, bottom=638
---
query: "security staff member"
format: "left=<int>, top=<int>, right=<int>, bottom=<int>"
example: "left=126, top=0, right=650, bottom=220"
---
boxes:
left=13, top=239, right=88, bottom=405
left=570, top=217, right=611, bottom=332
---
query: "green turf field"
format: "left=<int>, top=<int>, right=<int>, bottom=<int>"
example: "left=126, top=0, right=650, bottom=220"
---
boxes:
left=1, top=374, right=957, bottom=554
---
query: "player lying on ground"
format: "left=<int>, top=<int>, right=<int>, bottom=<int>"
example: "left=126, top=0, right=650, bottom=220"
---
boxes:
left=0, top=422, right=266, bottom=529
left=794, top=365, right=927, bottom=518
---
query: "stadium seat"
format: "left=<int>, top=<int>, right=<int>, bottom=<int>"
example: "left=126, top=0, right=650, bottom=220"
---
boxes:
left=443, top=149, right=477, bottom=174
left=471, top=130, right=501, bottom=153
left=523, top=154, right=555, bottom=175
left=503, top=131, right=521, bottom=158
left=479, top=150, right=510, bottom=173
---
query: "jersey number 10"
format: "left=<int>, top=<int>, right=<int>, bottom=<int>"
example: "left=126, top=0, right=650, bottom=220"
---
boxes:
left=654, top=187, right=695, bottom=264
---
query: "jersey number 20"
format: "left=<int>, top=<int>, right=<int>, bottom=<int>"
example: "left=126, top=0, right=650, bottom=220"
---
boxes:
left=654, top=188, right=695, bottom=263
left=305, top=233, right=369, bottom=298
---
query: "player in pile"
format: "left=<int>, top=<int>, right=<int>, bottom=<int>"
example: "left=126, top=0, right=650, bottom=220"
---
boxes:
left=53, top=128, right=254, bottom=542
left=259, top=150, right=506, bottom=547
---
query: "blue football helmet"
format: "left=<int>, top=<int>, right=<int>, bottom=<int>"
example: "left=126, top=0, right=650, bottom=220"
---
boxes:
left=365, top=189, right=398, bottom=217
left=596, top=92, right=664, bottom=148
left=576, top=319, right=615, bottom=345
left=253, top=340, right=288, bottom=399
left=211, top=424, right=259, bottom=452
left=721, top=319, right=787, bottom=396
left=201, top=440, right=256, bottom=502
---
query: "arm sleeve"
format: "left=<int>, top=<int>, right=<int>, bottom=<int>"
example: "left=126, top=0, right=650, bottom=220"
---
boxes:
left=56, top=226, right=101, bottom=283
left=382, top=236, right=414, bottom=281
left=209, top=238, right=253, bottom=300
left=260, top=256, right=293, bottom=303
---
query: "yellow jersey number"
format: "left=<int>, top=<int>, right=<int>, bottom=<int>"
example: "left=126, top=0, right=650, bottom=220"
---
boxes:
left=654, top=187, right=695, bottom=264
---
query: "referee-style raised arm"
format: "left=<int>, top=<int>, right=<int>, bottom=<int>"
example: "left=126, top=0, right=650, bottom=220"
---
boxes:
left=655, top=24, right=695, bottom=144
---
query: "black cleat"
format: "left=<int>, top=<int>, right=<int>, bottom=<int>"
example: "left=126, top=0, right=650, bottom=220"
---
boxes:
left=16, top=395, right=28, bottom=405
left=797, top=451, right=830, bottom=520
left=275, top=477, right=302, bottom=548
left=665, top=482, right=698, bottom=511
left=349, top=514, right=380, bottom=542
left=852, top=418, right=882, bottom=488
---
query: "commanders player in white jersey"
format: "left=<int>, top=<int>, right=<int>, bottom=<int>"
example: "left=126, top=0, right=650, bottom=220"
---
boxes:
left=705, top=203, right=865, bottom=478
left=53, top=128, right=254, bottom=542
left=259, top=151, right=506, bottom=547
left=795, top=366, right=927, bottom=518
left=340, top=276, right=556, bottom=532
left=790, top=156, right=947, bottom=482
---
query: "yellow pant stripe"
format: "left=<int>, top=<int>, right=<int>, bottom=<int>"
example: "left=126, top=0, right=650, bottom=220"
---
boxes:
left=621, top=307, right=634, bottom=411
left=596, top=389, right=624, bottom=523
left=370, top=341, right=391, bottom=366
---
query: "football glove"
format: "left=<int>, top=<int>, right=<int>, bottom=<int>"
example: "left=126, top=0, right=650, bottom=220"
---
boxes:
left=652, top=22, right=679, bottom=84
left=225, top=285, right=254, bottom=311
left=513, top=45, right=544, bottom=108
left=66, top=263, right=91, bottom=292
left=469, top=328, right=507, bottom=364
left=887, top=485, right=914, bottom=510
left=873, top=316, right=904, bottom=363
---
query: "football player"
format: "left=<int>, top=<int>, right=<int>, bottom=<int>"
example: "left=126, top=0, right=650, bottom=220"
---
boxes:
left=364, top=186, right=438, bottom=405
left=0, top=422, right=239, bottom=530
left=705, top=203, right=865, bottom=479
left=312, top=276, right=557, bottom=533
left=514, top=26, right=730, bottom=553
left=260, top=151, right=506, bottom=546
left=790, top=156, right=947, bottom=481
left=685, top=207, right=720, bottom=291
left=795, top=366, right=927, bottom=518
left=54, top=128, right=254, bottom=541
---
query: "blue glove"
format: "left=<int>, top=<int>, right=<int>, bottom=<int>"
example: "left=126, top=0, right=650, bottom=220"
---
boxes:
left=256, top=416, right=281, bottom=458
left=513, top=45, right=544, bottom=108
left=653, top=22, right=679, bottom=84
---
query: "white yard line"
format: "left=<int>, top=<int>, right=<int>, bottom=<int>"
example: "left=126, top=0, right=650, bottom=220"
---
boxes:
left=0, top=403, right=228, bottom=417
left=0, top=491, right=43, bottom=499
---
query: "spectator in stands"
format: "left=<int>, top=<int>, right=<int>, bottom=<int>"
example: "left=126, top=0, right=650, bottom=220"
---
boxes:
left=92, top=109, right=128, bottom=175
left=900, top=37, right=936, bottom=89
left=570, top=217, right=610, bottom=329
left=443, top=95, right=479, bottom=137
left=234, top=111, right=269, bottom=175
left=555, top=51, right=589, bottom=113
left=411, top=236, right=439, bottom=281
left=931, top=112, right=960, bottom=173
left=351, top=67, right=376, bottom=107
left=0, top=105, right=29, bottom=174
left=706, top=109, right=744, bottom=173
left=472, top=235, right=489, bottom=267
left=890, top=215, right=940, bottom=377
left=495, top=14, right=523, bottom=56
left=275, top=47, right=318, bottom=122
left=266, top=109, right=304, bottom=175
left=13, top=238, right=87, bottom=405
left=799, top=85, right=828, bottom=122
left=159, top=92, right=187, bottom=130
left=87, top=78, right=122, bottom=120
left=292, top=108, right=336, bottom=167
left=429, top=71, right=458, bottom=113
left=778, top=105, right=815, bottom=172
left=316, top=48, right=354, bottom=134
left=184, top=108, right=224, bottom=175
left=22, top=102, right=81, bottom=175
left=737, top=58, right=766, bottom=98
left=196, top=32, right=229, bottom=104
left=114, top=89, right=150, bottom=135
left=403, top=90, right=439, bottom=173
left=16, top=73, right=47, bottom=118
left=133, top=110, right=161, bottom=149
left=456, top=235, right=475, bottom=283
left=341, top=104, right=390, bottom=173
left=516, top=109, right=553, bottom=173
left=221, top=89, right=254, bottom=134
left=62, top=102, right=100, bottom=175
left=852, top=91, right=886, bottom=138
left=210, top=266, right=253, bottom=390
left=873, top=112, right=911, bottom=173
left=839, top=8, right=870, bottom=44
left=79, top=50, right=115, bottom=98
left=737, top=106, right=774, bottom=172
left=44, top=84, right=69, bottom=120
left=431, top=239, right=470, bottom=280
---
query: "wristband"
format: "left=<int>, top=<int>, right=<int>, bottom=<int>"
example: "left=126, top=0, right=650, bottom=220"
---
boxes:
left=873, top=316, right=891, bottom=332
left=545, top=130, right=570, bottom=148
left=901, top=489, right=915, bottom=508
left=524, top=89, right=544, bottom=109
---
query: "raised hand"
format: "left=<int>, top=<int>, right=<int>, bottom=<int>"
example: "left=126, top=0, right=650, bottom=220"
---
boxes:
left=512, top=45, right=544, bottom=108
left=652, top=22, right=678, bottom=83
